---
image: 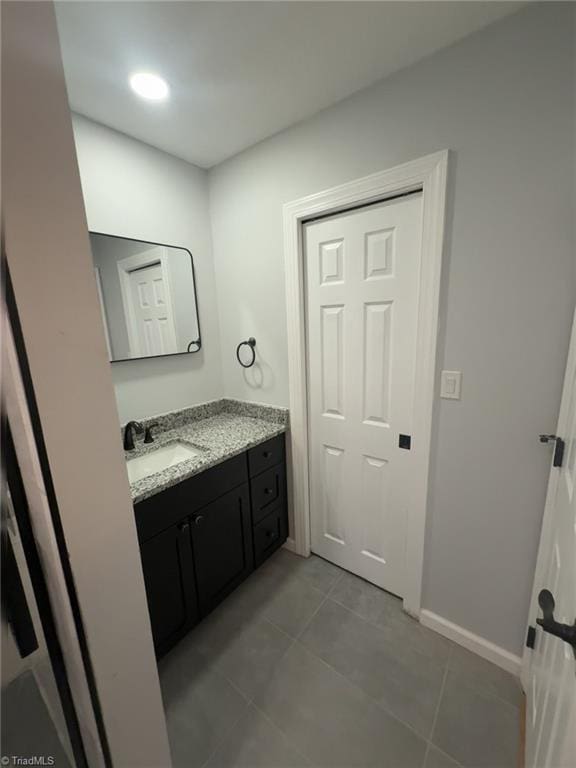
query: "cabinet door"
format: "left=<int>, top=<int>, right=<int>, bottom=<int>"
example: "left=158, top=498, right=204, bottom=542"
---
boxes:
left=190, top=484, right=254, bottom=615
left=140, top=521, right=199, bottom=657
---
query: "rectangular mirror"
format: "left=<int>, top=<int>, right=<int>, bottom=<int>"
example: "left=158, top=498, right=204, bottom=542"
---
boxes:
left=89, top=232, right=201, bottom=362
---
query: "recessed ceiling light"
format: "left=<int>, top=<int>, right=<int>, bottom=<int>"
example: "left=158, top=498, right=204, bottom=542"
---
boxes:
left=129, top=72, right=169, bottom=101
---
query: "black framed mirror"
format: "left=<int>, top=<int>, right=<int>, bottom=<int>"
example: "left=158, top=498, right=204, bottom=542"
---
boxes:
left=89, top=232, right=201, bottom=362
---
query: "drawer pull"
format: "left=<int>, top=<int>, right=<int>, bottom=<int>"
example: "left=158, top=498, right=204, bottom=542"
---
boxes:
left=262, top=451, right=271, bottom=458
left=264, top=487, right=273, bottom=495
left=266, top=530, right=277, bottom=540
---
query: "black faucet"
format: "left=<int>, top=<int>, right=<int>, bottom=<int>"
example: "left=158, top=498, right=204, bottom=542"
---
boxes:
left=123, top=420, right=144, bottom=451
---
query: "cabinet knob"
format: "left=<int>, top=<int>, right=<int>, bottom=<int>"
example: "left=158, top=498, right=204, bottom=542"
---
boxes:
left=194, top=515, right=205, bottom=526
left=263, top=451, right=271, bottom=459
left=264, top=488, right=273, bottom=495
left=179, top=522, right=189, bottom=532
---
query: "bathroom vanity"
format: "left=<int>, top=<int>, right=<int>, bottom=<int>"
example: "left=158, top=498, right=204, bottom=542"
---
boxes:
left=128, top=400, right=288, bottom=658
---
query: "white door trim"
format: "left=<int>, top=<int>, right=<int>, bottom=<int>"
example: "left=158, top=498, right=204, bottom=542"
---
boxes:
left=283, top=150, right=449, bottom=616
left=117, top=247, right=178, bottom=357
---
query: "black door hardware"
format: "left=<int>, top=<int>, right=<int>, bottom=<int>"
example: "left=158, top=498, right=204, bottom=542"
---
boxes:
left=399, top=434, right=411, bottom=450
left=539, top=434, right=565, bottom=468
left=536, top=589, right=576, bottom=658
left=525, top=625, right=536, bottom=650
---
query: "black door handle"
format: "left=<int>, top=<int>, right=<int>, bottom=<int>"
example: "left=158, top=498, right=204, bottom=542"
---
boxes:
left=536, top=589, right=576, bottom=658
left=539, top=435, right=565, bottom=467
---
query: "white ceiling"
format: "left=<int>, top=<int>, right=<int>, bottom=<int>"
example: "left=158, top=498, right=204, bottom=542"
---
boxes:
left=56, top=2, right=521, bottom=169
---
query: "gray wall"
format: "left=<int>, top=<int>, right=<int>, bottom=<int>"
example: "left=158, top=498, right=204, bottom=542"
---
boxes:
left=73, top=114, right=223, bottom=422
left=208, top=4, right=575, bottom=654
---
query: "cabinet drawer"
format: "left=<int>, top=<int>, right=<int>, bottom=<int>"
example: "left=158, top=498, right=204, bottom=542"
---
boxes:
left=248, top=434, right=285, bottom=478
left=251, top=464, right=285, bottom=524
left=253, top=505, right=287, bottom=567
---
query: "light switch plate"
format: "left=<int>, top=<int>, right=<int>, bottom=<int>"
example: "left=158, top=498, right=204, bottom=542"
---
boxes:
left=440, top=370, right=462, bottom=400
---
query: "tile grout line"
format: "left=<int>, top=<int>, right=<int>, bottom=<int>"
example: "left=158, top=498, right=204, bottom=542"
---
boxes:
left=254, top=562, right=450, bottom=749
left=203, top=557, right=345, bottom=707
left=265, top=564, right=345, bottom=645
left=198, top=570, right=343, bottom=767
left=249, top=699, right=319, bottom=767
left=189, top=640, right=254, bottom=768
left=327, top=592, right=453, bottom=666
left=423, top=645, right=452, bottom=768
left=446, top=650, right=524, bottom=712
left=197, top=697, right=250, bottom=768
left=291, top=634, right=430, bottom=748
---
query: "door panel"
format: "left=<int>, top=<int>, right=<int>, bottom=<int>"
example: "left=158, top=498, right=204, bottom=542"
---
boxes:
left=524, top=311, right=576, bottom=768
left=190, top=485, right=254, bottom=614
left=305, top=193, right=423, bottom=596
left=126, top=258, right=178, bottom=356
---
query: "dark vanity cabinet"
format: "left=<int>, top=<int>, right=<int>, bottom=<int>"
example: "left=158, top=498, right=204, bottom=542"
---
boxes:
left=134, top=434, right=287, bottom=658
left=140, top=521, right=199, bottom=655
left=248, top=440, right=288, bottom=566
left=190, top=485, right=253, bottom=615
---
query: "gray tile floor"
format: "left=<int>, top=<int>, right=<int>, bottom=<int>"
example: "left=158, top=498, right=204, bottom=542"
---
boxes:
left=159, top=550, right=522, bottom=768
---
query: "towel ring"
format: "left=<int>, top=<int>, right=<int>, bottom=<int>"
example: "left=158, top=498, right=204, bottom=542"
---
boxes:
left=236, top=337, right=256, bottom=368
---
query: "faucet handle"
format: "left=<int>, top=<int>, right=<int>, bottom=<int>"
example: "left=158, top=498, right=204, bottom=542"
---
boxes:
left=144, top=423, right=158, bottom=444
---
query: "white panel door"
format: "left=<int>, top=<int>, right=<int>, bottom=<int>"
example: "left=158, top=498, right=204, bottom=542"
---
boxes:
left=127, top=261, right=178, bottom=357
left=305, top=193, right=423, bottom=596
left=523, top=310, right=576, bottom=768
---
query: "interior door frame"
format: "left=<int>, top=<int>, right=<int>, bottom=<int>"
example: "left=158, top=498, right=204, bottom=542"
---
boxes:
left=283, top=150, right=449, bottom=616
left=117, top=246, right=178, bottom=357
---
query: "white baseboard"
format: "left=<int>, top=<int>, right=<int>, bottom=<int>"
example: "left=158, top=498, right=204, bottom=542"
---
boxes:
left=420, top=609, right=522, bottom=676
left=283, top=537, right=298, bottom=554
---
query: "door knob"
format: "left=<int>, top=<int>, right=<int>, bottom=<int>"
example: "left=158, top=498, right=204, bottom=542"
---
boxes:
left=536, top=589, right=576, bottom=658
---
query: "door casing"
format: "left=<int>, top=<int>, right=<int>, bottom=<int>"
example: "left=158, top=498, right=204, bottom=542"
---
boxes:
left=283, top=150, right=449, bottom=616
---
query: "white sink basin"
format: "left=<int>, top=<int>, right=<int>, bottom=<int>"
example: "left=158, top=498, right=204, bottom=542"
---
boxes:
left=126, top=441, right=203, bottom=483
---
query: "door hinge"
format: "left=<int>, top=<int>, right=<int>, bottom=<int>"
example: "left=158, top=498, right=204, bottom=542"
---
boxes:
left=526, top=625, right=536, bottom=649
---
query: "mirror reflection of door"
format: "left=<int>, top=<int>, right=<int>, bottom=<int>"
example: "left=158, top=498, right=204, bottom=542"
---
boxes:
left=88, top=233, right=201, bottom=361
left=119, top=248, right=179, bottom=357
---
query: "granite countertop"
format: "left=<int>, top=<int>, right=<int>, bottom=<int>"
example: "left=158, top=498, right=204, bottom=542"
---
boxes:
left=126, top=399, right=288, bottom=504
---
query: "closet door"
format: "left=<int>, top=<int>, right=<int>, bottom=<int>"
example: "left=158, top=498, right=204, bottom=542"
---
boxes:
left=305, top=193, right=423, bottom=597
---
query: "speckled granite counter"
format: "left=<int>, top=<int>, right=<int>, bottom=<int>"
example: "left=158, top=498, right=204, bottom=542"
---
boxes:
left=126, top=399, right=288, bottom=504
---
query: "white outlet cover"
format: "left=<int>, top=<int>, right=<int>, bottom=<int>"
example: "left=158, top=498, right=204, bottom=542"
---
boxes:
left=440, top=370, right=462, bottom=400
